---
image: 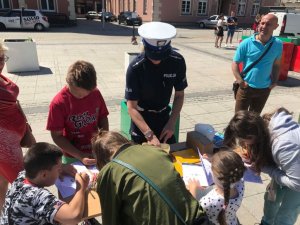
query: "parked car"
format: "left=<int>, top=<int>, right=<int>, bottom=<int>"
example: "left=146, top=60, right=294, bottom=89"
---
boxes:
left=196, top=15, right=228, bottom=30
left=41, top=11, right=70, bottom=27
left=85, top=11, right=99, bottom=20
left=99, top=11, right=117, bottom=22
left=118, top=11, right=142, bottom=26
left=0, top=9, right=49, bottom=31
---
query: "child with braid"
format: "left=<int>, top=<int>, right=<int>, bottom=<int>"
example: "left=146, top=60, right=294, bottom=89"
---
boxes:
left=188, top=150, right=246, bottom=225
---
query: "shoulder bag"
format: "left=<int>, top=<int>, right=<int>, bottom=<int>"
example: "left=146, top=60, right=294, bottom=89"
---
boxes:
left=233, top=41, right=274, bottom=99
left=112, top=158, right=211, bottom=225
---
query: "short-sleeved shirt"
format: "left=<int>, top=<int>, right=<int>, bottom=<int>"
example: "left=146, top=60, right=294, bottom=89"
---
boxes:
left=233, top=34, right=283, bottom=88
left=200, top=180, right=244, bottom=225
left=0, top=171, right=65, bottom=225
left=125, top=51, right=187, bottom=110
left=227, top=17, right=238, bottom=30
left=46, top=86, right=109, bottom=157
left=217, top=19, right=223, bottom=27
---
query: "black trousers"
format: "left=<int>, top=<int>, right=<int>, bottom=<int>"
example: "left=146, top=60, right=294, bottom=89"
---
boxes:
left=130, top=106, right=176, bottom=144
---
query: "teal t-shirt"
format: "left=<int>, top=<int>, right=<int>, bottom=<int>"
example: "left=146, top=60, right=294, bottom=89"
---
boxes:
left=233, top=34, right=283, bottom=88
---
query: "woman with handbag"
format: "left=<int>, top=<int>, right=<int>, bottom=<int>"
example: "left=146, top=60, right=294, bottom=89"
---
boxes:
left=91, top=130, right=210, bottom=225
left=0, top=43, right=36, bottom=210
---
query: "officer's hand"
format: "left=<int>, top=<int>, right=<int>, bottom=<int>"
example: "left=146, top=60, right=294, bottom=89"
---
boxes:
left=160, top=126, right=174, bottom=143
left=148, top=135, right=161, bottom=146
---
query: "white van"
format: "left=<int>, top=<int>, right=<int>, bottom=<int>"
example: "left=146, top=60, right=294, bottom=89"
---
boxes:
left=270, top=12, right=300, bottom=36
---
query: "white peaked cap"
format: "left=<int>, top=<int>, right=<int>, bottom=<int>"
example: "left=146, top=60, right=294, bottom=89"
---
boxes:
left=138, top=22, right=177, bottom=47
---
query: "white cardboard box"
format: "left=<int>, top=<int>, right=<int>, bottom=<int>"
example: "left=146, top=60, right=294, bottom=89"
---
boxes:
left=4, top=39, right=40, bottom=73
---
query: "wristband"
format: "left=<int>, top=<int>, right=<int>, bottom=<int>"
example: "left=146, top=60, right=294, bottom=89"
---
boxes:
left=144, top=130, right=154, bottom=141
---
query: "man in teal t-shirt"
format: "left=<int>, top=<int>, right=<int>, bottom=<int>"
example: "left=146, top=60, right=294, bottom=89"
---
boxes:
left=232, top=13, right=283, bottom=114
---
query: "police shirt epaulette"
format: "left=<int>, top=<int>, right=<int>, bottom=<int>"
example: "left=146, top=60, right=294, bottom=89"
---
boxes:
left=169, top=52, right=183, bottom=60
left=132, top=57, right=146, bottom=68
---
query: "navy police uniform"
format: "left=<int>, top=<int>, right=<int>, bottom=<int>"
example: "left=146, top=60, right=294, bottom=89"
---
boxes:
left=125, top=21, right=187, bottom=144
left=125, top=50, right=187, bottom=144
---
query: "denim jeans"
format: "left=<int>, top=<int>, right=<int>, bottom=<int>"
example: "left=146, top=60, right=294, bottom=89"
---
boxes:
left=261, top=180, right=300, bottom=225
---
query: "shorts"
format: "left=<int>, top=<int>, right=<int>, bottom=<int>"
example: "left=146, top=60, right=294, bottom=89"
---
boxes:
left=216, top=26, right=224, bottom=37
left=227, top=29, right=235, bottom=37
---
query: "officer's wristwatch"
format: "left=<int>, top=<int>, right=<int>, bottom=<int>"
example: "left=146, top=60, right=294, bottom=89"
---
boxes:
left=144, top=130, right=154, bottom=141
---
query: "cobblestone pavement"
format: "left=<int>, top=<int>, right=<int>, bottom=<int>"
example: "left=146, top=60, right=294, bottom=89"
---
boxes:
left=2, top=19, right=300, bottom=225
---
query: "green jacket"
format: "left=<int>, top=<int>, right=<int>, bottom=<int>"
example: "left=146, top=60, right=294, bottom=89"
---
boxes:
left=97, top=144, right=206, bottom=225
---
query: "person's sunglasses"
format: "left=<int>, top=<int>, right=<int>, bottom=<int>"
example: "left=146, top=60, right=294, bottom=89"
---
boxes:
left=0, top=55, right=9, bottom=62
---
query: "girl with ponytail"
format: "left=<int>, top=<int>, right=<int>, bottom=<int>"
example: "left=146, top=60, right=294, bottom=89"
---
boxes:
left=188, top=150, right=246, bottom=225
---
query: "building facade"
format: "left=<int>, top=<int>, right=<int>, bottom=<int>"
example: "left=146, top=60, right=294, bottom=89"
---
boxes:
left=0, top=0, right=76, bottom=20
left=1, top=0, right=283, bottom=24
left=102, top=0, right=281, bottom=25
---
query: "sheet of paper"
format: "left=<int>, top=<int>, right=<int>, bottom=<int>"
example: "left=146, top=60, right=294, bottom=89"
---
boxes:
left=55, top=175, right=76, bottom=198
left=196, top=147, right=214, bottom=186
left=55, top=161, right=99, bottom=198
left=182, top=164, right=212, bottom=187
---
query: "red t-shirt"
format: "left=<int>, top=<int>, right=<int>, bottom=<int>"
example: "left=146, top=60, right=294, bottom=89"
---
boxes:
left=46, top=86, right=109, bottom=157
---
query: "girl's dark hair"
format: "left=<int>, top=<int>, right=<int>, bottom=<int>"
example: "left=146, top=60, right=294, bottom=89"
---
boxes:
left=66, top=60, right=97, bottom=91
left=223, top=110, right=276, bottom=172
left=24, top=142, right=63, bottom=179
left=211, top=149, right=246, bottom=225
left=91, top=130, right=132, bottom=170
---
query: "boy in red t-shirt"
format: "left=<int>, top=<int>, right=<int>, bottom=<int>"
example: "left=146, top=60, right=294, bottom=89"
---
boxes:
left=47, top=60, right=109, bottom=166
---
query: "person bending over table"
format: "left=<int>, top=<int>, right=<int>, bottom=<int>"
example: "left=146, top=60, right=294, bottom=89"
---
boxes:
left=224, top=108, right=300, bottom=225
left=47, top=60, right=109, bottom=166
left=91, top=130, right=210, bottom=225
left=125, top=22, right=187, bottom=146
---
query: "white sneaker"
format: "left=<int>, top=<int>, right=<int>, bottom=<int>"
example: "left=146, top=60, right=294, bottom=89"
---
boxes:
left=230, top=44, right=234, bottom=47
left=225, top=44, right=228, bottom=47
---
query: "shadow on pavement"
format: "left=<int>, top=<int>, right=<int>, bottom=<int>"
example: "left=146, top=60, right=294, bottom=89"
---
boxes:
left=278, top=75, right=300, bottom=87
left=14, top=66, right=53, bottom=76
left=49, top=18, right=139, bottom=37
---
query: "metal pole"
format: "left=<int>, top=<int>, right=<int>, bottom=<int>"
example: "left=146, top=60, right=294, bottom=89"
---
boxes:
left=102, top=0, right=105, bottom=29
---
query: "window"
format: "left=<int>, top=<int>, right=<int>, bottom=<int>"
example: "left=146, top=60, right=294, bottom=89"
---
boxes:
left=23, top=11, right=36, bottom=16
left=143, top=0, right=147, bottom=14
left=197, top=0, right=207, bottom=15
left=181, top=0, right=191, bottom=14
left=0, top=0, right=9, bottom=8
left=251, top=0, right=260, bottom=16
left=9, top=11, right=21, bottom=17
left=40, top=0, right=55, bottom=11
left=237, top=0, right=247, bottom=16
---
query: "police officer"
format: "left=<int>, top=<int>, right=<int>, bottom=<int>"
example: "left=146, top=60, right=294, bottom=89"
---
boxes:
left=125, top=22, right=187, bottom=145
